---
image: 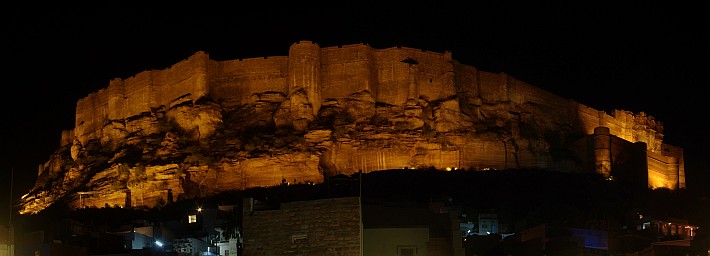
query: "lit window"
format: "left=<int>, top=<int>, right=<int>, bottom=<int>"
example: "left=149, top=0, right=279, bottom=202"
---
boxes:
left=291, top=234, right=308, bottom=244
left=188, top=214, right=197, bottom=223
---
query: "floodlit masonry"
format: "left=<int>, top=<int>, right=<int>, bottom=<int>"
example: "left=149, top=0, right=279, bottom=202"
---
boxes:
left=38, top=41, right=682, bottom=208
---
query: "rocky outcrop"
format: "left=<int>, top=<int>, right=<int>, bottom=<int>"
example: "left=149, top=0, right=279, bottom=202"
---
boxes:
left=19, top=88, right=569, bottom=215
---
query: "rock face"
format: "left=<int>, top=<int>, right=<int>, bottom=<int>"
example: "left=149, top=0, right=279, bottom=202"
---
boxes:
left=18, top=41, right=685, bottom=215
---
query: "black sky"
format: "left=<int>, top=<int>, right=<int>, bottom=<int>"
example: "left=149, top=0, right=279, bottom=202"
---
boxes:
left=3, top=3, right=709, bottom=224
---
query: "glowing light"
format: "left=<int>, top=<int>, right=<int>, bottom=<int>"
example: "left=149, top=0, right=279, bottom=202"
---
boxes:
left=197, top=207, right=203, bottom=212
left=155, top=241, right=163, bottom=247
left=446, top=167, right=452, bottom=171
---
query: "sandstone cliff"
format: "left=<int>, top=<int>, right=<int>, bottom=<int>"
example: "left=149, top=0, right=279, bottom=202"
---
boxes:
left=18, top=41, right=682, bottom=214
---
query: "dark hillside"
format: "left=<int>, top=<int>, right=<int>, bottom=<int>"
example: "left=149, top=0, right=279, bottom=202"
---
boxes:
left=13, top=168, right=702, bottom=234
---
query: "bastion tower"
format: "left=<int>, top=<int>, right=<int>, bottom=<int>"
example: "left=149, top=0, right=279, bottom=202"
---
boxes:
left=288, top=41, right=322, bottom=115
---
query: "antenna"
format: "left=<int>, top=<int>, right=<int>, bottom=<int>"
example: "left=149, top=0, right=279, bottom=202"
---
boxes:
left=359, top=169, right=362, bottom=198
left=8, top=167, right=13, bottom=225
left=8, top=168, right=13, bottom=256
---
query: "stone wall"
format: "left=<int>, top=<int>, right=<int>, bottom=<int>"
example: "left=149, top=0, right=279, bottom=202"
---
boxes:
left=648, top=150, right=683, bottom=189
left=242, top=197, right=361, bottom=256
left=661, top=143, right=685, bottom=188
left=321, top=44, right=376, bottom=101
left=373, top=46, right=456, bottom=105
left=375, top=47, right=412, bottom=106
left=209, top=56, right=289, bottom=106
left=566, top=127, right=681, bottom=189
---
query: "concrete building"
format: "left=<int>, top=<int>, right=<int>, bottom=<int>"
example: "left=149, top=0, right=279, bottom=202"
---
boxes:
left=242, top=197, right=361, bottom=255
left=363, top=204, right=464, bottom=256
left=173, top=237, right=208, bottom=256
left=241, top=196, right=464, bottom=256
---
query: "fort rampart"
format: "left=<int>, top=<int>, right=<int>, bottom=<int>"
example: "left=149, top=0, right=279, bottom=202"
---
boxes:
left=61, top=40, right=682, bottom=189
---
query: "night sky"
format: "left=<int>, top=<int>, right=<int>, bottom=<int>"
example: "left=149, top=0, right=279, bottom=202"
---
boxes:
left=3, top=3, right=709, bottom=224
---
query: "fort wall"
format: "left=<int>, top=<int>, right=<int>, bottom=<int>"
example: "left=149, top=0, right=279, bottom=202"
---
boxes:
left=662, top=143, right=685, bottom=188
left=59, top=130, right=74, bottom=149
left=571, top=104, right=664, bottom=152
left=70, top=42, right=669, bottom=151
left=320, top=43, right=377, bottom=101
left=73, top=52, right=210, bottom=145
left=375, top=47, right=413, bottom=105
left=64, top=41, right=684, bottom=189
left=477, top=71, right=510, bottom=103
left=372, top=47, right=455, bottom=105
left=75, top=88, right=109, bottom=140
left=209, top=56, right=289, bottom=105
left=452, top=61, right=479, bottom=97
left=647, top=149, right=684, bottom=189
left=576, top=104, right=605, bottom=135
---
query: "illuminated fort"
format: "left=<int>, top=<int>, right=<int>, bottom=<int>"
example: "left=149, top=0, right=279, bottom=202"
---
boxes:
left=20, top=41, right=684, bottom=214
